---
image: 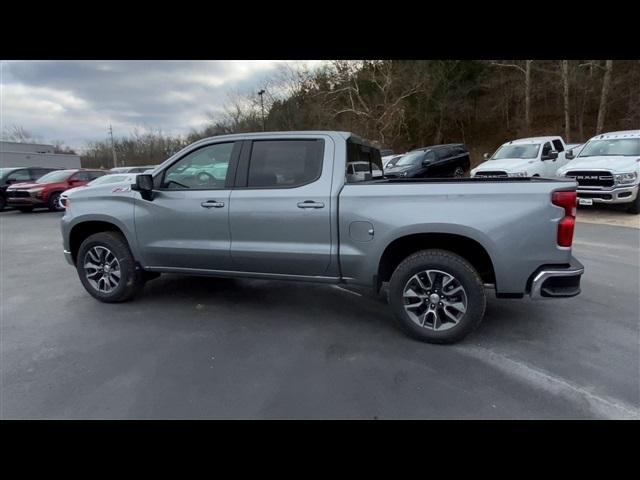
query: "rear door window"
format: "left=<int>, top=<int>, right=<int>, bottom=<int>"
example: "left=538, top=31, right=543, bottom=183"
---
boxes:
left=552, top=139, right=564, bottom=152
left=346, top=139, right=383, bottom=183
left=72, top=171, right=92, bottom=181
left=247, top=140, right=324, bottom=188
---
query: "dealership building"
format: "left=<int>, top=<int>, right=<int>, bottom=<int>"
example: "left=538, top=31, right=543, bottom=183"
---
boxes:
left=0, top=141, right=81, bottom=169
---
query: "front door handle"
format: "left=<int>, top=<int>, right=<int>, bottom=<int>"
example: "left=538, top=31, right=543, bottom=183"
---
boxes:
left=201, top=201, right=225, bottom=209
left=297, top=200, right=325, bottom=209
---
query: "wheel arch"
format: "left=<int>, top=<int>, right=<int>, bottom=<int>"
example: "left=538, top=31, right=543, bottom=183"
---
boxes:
left=377, top=231, right=496, bottom=290
left=69, top=219, right=133, bottom=264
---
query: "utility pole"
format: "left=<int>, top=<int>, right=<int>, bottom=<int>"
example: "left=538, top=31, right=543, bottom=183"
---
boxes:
left=258, top=89, right=266, bottom=131
left=108, top=124, right=118, bottom=168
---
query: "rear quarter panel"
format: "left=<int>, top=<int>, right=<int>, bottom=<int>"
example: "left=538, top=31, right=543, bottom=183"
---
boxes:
left=338, top=180, right=577, bottom=294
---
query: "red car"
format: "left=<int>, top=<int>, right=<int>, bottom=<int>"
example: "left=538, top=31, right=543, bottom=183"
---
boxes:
left=6, top=169, right=107, bottom=212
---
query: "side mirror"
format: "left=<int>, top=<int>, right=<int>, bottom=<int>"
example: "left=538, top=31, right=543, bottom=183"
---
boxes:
left=542, top=150, right=559, bottom=161
left=483, top=153, right=490, bottom=160
left=565, top=149, right=574, bottom=160
left=132, top=174, right=154, bottom=201
left=6, top=178, right=16, bottom=185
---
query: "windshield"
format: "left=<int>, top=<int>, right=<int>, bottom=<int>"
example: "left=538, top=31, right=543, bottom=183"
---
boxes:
left=87, top=174, right=133, bottom=186
left=492, top=144, right=540, bottom=160
left=36, top=170, right=74, bottom=183
left=395, top=151, right=425, bottom=166
left=0, top=168, right=17, bottom=180
left=578, top=139, right=640, bottom=157
left=386, top=155, right=403, bottom=167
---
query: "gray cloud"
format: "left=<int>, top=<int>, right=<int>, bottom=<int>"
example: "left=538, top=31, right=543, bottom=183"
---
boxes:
left=1, top=60, right=320, bottom=151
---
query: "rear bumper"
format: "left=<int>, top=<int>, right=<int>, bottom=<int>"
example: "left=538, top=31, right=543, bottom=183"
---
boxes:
left=529, top=257, right=584, bottom=299
left=577, top=184, right=638, bottom=204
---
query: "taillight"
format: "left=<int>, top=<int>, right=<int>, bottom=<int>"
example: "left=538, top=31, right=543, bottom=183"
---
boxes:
left=552, top=191, right=577, bottom=247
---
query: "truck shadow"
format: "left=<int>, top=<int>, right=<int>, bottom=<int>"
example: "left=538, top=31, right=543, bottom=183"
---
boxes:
left=138, top=274, right=396, bottom=333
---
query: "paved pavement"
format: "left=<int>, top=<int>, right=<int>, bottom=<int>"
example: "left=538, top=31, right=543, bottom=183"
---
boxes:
left=576, top=205, right=640, bottom=229
left=1, top=209, right=638, bottom=419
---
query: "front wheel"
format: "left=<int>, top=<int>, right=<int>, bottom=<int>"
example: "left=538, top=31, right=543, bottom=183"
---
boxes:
left=388, top=249, right=486, bottom=344
left=627, top=194, right=640, bottom=214
left=48, top=192, right=64, bottom=212
left=76, top=231, right=144, bottom=302
left=0, top=196, right=6, bottom=211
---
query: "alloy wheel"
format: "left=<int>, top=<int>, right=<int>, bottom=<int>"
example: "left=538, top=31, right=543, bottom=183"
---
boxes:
left=84, top=246, right=121, bottom=294
left=403, top=269, right=468, bottom=331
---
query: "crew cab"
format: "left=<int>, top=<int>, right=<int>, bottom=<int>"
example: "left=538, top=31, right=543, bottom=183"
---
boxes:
left=557, top=130, right=640, bottom=214
left=7, top=168, right=107, bottom=212
left=471, top=136, right=573, bottom=178
left=0, top=167, right=59, bottom=211
left=384, top=144, right=470, bottom=178
left=61, top=132, right=583, bottom=344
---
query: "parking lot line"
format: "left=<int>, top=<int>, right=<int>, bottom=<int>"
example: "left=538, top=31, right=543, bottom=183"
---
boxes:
left=458, top=345, right=640, bottom=420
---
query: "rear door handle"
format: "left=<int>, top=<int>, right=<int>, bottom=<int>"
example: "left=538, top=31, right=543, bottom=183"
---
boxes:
left=297, top=201, right=325, bottom=209
left=201, top=201, right=225, bottom=208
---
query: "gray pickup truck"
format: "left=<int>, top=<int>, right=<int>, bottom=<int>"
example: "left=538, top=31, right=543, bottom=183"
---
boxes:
left=61, top=131, right=584, bottom=344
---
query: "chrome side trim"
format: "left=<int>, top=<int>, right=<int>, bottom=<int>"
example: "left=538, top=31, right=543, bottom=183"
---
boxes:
left=144, top=266, right=341, bottom=284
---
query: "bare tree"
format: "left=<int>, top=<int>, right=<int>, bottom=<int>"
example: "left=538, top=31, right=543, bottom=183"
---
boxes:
left=2, top=125, right=40, bottom=142
left=562, top=60, right=571, bottom=141
left=327, top=60, right=422, bottom=146
left=596, top=60, right=613, bottom=134
left=491, top=61, right=533, bottom=134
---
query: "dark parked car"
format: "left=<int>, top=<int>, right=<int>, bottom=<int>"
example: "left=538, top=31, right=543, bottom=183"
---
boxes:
left=0, top=167, right=60, bottom=211
left=384, top=144, right=470, bottom=179
left=6, top=168, right=107, bottom=212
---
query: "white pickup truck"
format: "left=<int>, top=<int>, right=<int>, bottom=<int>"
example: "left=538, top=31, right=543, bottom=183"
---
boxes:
left=471, top=136, right=573, bottom=178
left=557, top=130, right=640, bottom=213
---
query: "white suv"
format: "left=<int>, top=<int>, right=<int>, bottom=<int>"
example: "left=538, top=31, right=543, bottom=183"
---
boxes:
left=557, top=130, right=640, bottom=214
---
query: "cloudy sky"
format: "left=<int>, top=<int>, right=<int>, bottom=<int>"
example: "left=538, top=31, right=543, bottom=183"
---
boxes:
left=0, top=60, right=322, bottom=152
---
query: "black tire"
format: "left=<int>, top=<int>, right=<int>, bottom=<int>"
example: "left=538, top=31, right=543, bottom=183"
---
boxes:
left=627, top=194, right=640, bottom=214
left=17, top=207, right=34, bottom=213
left=0, top=196, right=6, bottom=211
left=453, top=166, right=465, bottom=178
left=388, top=249, right=486, bottom=344
left=76, top=231, right=144, bottom=303
left=48, top=192, right=63, bottom=212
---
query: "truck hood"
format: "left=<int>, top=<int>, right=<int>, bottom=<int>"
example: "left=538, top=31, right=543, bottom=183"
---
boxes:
left=473, top=158, right=535, bottom=173
left=62, top=185, right=87, bottom=196
left=558, top=156, right=640, bottom=174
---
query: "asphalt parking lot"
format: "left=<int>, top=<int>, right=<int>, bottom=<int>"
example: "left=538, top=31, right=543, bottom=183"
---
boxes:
left=1, top=208, right=638, bottom=419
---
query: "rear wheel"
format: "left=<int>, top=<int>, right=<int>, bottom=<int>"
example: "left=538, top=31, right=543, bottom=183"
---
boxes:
left=388, top=249, right=486, bottom=344
left=453, top=166, right=465, bottom=178
left=76, top=231, right=144, bottom=302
